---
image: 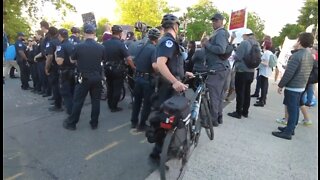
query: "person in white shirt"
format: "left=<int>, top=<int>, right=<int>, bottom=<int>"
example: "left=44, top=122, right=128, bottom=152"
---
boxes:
left=254, top=40, right=273, bottom=107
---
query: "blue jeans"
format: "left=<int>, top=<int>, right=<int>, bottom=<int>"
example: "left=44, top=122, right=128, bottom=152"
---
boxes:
left=305, top=84, right=314, bottom=105
left=283, top=89, right=303, bottom=134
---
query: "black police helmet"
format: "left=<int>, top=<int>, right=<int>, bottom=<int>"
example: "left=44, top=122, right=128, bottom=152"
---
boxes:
left=161, top=14, right=180, bottom=28
left=148, top=28, right=161, bottom=39
left=71, top=27, right=80, bottom=34
left=111, top=25, right=123, bottom=33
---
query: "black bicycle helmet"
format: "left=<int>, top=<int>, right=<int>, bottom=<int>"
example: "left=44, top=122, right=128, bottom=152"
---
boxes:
left=148, top=28, right=161, bottom=39
left=71, top=27, right=80, bottom=34
left=111, top=25, right=123, bottom=33
left=161, top=14, right=180, bottom=28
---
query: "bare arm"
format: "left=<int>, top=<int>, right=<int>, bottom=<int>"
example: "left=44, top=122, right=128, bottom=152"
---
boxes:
left=18, top=50, right=28, bottom=61
left=126, top=56, right=136, bottom=70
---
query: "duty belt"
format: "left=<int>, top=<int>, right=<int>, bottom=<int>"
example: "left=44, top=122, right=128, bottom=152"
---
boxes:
left=135, top=71, right=152, bottom=79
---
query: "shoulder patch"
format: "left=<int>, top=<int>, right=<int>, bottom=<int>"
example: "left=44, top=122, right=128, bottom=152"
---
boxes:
left=165, top=40, right=173, bottom=48
left=125, top=44, right=128, bottom=50
left=18, top=43, right=22, bottom=47
left=56, top=45, right=61, bottom=51
left=46, top=42, right=50, bottom=48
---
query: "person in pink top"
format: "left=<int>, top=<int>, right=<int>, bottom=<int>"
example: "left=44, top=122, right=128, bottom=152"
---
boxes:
left=101, top=23, right=112, bottom=42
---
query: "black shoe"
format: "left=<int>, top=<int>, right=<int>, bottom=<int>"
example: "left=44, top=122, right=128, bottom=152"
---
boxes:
left=131, top=123, right=137, bottom=129
left=254, top=101, right=264, bottom=107
left=38, top=91, right=45, bottom=95
left=90, top=123, right=98, bottom=130
left=21, top=87, right=32, bottom=90
left=242, top=113, right=248, bottom=118
left=149, top=153, right=160, bottom=161
left=250, top=94, right=259, bottom=98
left=42, top=94, right=50, bottom=97
left=272, top=131, right=292, bottom=140
left=63, top=121, right=76, bottom=131
left=48, top=97, right=55, bottom=101
left=277, top=127, right=295, bottom=135
left=10, top=76, right=18, bottom=79
left=137, top=124, right=148, bottom=131
left=217, top=115, right=223, bottom=124
left=110, top=107, right=123, bottom=112
left=212, top=120, right=219, bottom=127
left=49, top=106, right=63, bottom=112
left=227, top=111, right=241, bottom=119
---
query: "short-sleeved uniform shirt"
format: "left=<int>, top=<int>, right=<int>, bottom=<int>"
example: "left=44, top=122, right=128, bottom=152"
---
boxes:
left=46, top=37, right=60, bottom=71
left=68, top=35, right=81, bottom=46
left=71, top=39, right=105, bottom=73
left=156, top=33, right=184, bottom=79
left=102, top=37, right=130, bottom=65
left=14, top=39, right=27, bottom=61
left=134, top=40, right=156, bottom=73
left=40, top=34, right=50, bottom=57
left=56, top=39, right=75, bottom=69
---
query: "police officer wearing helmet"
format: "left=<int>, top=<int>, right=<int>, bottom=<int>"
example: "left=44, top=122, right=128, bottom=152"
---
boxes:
left=130, top=28, right=160, bottom=131
left=55, top=28, right=76, bottom=115
left=63, top=24, right=106, bottom=130
left=15, top=32, right=30, bottom=90
left=69, top=27, right=81, bottom=45
left=149, top=14, right=194, bottom=160
left=102, top=25, right=136, bottom=112
left=46, top=26, right=63, bottom=112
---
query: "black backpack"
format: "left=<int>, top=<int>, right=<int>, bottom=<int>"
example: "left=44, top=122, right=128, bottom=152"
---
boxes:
left=243, top=41, right=261, bottom=69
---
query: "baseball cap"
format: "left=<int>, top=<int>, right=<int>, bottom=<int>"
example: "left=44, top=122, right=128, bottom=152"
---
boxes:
left=243, top=28, right=253, bottom=35
left=17, top=32, right=25, bottom=37
left=211, top=13, right=224, bottom=21
left=84, top=24, right=96, bottom=34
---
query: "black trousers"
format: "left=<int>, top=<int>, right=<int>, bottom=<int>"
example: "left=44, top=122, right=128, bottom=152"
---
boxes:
left=30, top=63, right=40, bottom=91
left=10, top=67, right=15, bottom=77
left=106, top=69, right=124, bottom=110
left=49, top=70, right=62, bottom=108
left=17, top=60, right=30, bottom=89
left=259, top=75, right=269, bottom=103
left=253, top=69, right=261, bottom=95
left=235, top=72, right=254, bottom=115
left=66, top=73, right=102, bottom=126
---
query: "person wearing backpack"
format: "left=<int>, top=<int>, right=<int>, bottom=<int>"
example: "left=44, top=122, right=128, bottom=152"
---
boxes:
left=228, top=29, right=261, bottom=119
left=254, top=40, right=273, bottom=107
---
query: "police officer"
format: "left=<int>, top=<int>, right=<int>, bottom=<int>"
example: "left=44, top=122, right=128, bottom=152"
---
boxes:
left=69, top=27, right=81, bottom=45
left=34, top=20, right=51, bottom=97
left=46, top=27, right=63, bottom=112
left=63, top=24, right=106, bottom=130
left=55, top=29, right=76, bottom=115
left=15, top=32, right=30, bottom=90
left=149, top=14, right=193, bottom=160
left=102, top=25, right=135, bottom=112
left=130, top=28, right=161, bottom=131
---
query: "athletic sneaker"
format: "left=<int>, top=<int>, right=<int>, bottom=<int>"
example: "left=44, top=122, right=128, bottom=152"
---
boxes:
left=302, top=119, right=313, bottom=126
left=276, top=118, right=287, bottom=125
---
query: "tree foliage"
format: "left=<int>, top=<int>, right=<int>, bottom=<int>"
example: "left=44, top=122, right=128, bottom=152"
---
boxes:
left=246, top=12, right=265, bottom=41
left=297, top=0, right=318, bottom=29
left=96, top=18, right=110, bottom=40
left=115, top=0, right=177, bottom=27
left=3, top=0, right=76, bottom=43
left=272, top=24, right=305, bottom=48
left=60, top=21, right=76, bottom=35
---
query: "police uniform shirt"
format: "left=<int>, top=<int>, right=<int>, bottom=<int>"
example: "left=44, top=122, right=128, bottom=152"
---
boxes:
left=156, top=33, right=184, bottom=78
left=56, top=39, right=75, bottom=69
left=46, top=38, right=61, bottom=68
left=40, top=33, right=50, bottom=57
left=68, top=35, right=81, bottom=45
left=71, top=39, right=105, bottom=73
left=14, top=39, right=27, bottom=61
left=102, top=37, right=130, bottom=64
left=135, top=41, right=157, bottom=73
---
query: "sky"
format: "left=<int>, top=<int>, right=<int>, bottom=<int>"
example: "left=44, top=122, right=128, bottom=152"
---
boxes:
left=38, top=0, right=305, bottom=37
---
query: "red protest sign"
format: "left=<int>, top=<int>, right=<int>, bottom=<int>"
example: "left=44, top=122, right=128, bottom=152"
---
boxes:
left=229, top=9, right=246, bottom=30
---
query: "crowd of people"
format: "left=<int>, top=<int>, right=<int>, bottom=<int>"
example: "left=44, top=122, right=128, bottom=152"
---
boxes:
left=2, top=12, right=318, bottom=163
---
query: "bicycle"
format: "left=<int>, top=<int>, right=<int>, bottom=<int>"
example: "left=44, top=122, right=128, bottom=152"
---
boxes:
left=159, top=70, right=215, bottom=180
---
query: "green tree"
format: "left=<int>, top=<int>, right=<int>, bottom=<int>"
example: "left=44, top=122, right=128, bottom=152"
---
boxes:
left=96, top=18, right=110, bottom=40
left=297, top=0, right=318, bottom=29
left=184, top=0, right=228, bottom=41
left=115, top=0, right=177, bottom=27
left=246, top=12, right=265, bottom=41
left=272, top=24, right=305, bottom=48
left=61, top=21, right=76, bottom=35
left=3, top=0, right=76, bottom=43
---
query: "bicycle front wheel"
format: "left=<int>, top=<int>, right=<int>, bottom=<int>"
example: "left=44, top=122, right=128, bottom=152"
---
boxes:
left=200, top=98, right=214, bottom=140
left=160, top=126, right=190, bottom=180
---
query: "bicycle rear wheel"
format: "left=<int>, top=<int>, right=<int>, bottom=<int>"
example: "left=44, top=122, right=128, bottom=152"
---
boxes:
left=200, top=98, right=214, bottom=140
left=160, top=126, right=190, bottom=180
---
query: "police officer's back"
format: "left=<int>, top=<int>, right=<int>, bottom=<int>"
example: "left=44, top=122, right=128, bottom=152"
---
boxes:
left=102, top=25, right=135, bottom=112
left=56, top=28, right=76, bottom=115
left=63, top=24, right=106, bottom=131
left=69, top=27, right=81, bottom=45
